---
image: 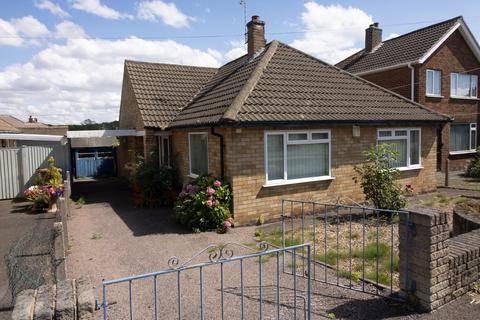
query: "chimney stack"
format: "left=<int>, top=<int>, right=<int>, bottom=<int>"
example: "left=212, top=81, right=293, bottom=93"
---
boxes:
left=247, top=15, right=266, bottom=58
left=365, top=22, right=382, bottom=53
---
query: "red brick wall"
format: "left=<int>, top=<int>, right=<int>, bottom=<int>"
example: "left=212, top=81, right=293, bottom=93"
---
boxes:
left=362, top=66, right=412, bottom=99
left=172, top=125, right=438, bottom=225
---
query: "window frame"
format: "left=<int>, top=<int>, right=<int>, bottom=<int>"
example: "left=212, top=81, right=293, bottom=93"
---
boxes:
left=450, top=73, right=478, bottom=99
left=426, top=69, right=442, bottom=97
left=158, top=136, right=171, bottom=167
left=264, top=129, right=332, bottom=186
left=377, top=128, right=422, bottom=170
left=188, top=132, right=209, bottom=178
left=449, top=123, right=477, bottom=154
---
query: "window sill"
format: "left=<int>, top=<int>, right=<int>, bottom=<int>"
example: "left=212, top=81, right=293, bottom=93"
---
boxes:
left=449, top=96, right=479, bottom=101
left=449, top=150, right=477, bottom=155
left=426, top=94, right=444, bottom=98
left=263, top=176, right=335, bottom=187
left=188, top=174, right=199, bottom=179
left=397, top=166, right=423, bottom=172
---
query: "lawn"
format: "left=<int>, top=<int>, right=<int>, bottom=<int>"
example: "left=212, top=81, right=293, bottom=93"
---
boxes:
left=437, top=171, right=480, bottom=191
left=251, top=214, right=400, bottom=289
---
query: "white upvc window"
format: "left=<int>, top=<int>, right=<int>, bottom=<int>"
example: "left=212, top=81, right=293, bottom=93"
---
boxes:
left=450, top=73, right=478, bottom=98
left=188, top=132, right=208, bottom=177
left=426, top=69, right=442, bottom=97
left=158, top=136, right=170, bottom=166
left=450, top=123, right=477, bottom=153
left=265, top=130, right=331, bottom=185
left=377, top=128, right=421, bottom=169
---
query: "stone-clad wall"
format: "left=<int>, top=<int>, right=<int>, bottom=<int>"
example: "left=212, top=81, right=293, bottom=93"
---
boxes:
left=399, top=206, right=480, bottom=311
left=453, top=205, right=480, bottom=236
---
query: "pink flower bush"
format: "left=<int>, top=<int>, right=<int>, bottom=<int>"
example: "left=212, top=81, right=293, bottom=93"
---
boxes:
left=213, top=180, right=221, bottom=187
left=206, top=199, right=213, bottom=207
left=207, top=187, right=215, bottom=196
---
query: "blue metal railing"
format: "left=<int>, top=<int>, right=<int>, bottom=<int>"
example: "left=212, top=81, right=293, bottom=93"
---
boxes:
left=102, top=242, right=312, bottom=320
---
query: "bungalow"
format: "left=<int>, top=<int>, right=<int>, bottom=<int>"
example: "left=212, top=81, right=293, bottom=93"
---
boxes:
left=119, top=16, right=448, bottom=224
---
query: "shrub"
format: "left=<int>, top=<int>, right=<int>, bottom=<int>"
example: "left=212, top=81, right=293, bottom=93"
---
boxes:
left=125, top=152, right=179, bottom=207
left=353, top=144, right=407, bottom=210
left=175, top=175, right=232, bottom=232
left=465, top=148, right=480, bottom=178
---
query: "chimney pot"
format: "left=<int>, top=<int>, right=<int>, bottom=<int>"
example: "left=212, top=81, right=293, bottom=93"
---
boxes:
left=365, top=22, right=382, bottom=53
left=247, top=15, right=266, bottom=58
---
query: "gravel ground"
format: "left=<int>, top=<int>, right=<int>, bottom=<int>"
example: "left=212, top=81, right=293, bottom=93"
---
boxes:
left=67, top=179, right=480, bottom=319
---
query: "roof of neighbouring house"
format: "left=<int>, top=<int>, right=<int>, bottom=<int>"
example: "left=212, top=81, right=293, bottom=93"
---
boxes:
left=0, top=115, right=50, bottom=129
left=0, top=117, right=20, bottom=133
left=170, top=41, right=448, bottom=127
left=124, top=60, right=217, bottom=128
left=336, top=16, right=480, bottom=74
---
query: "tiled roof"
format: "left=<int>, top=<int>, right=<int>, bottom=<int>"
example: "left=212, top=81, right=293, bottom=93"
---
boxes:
left=125, top=60, right=217, bottom=128
left=336, top=17, right=461, bottom=74
left=0, top=118, right=19, bottom=132
left=171, top=41, right=448, bottom=127
left=0, top=115, right=49, bottom=129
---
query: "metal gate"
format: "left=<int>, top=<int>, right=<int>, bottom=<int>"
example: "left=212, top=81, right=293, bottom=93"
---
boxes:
left=102, top=243, right=312, bottom=320
left=281, top=200, right=406, bottom=300
left=74, top=147, right=116, bottom=178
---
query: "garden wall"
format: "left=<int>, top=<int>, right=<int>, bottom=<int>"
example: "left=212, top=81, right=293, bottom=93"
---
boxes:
left=399, top=206, right=480, bottom=311
left=453, top=204, right=480, bottom=236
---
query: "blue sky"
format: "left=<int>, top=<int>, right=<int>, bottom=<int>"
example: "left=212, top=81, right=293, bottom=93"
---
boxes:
left=1, top=0, right=479, bottom=124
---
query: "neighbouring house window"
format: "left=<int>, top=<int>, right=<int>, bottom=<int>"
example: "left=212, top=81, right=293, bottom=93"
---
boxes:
left=265, top=130, right=331, bottom=183
left=377, top=128, right=421, bottom=169
left=189, top=133, right=208, bottom=177
left=450, top=123, right=477, bottom=152
left=158, top=136, right=170, bottom=166
left=426, top=69, right=441, bottom=96
left=451, top=73, right=478, bottom=98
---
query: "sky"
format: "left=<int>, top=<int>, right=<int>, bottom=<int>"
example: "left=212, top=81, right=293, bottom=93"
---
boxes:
left=0, top=1, right=479, bottom=125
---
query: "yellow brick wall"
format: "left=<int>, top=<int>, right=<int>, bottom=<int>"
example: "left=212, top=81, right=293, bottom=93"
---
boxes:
left=172, top=125, right=438, bottom=225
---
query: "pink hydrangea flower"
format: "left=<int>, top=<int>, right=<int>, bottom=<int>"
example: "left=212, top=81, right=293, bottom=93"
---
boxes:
left=213, top=180, right=221, bottom=187
left=207, top=187, right=215, bottom=196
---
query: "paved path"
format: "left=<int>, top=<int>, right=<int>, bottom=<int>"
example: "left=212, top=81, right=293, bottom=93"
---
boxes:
left=0, top=200, right=55, bottom=320
left=67, top=179, right=480, bottom=319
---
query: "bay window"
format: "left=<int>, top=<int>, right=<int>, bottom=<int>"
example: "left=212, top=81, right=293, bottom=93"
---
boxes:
left=451, top=73, right=478, bottom=98
left=265, top=130, right=331, bottom=184
left=450, top=123, right=477, bottom=153
left=189, top=132, right=208, bottom=177
left=426, top=69, right=442, bottom=96
left=377, top=128, right=421, bottom=169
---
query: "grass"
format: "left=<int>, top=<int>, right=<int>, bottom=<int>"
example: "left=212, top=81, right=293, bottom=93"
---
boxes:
left=76, top=197, right=86, bottom=208
left=91, top=232, right=103, bottom=240
left=256, top=221, right=400, bottom=287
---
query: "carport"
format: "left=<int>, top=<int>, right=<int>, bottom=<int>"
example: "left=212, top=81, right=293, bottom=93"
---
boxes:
left=67, top=130, right=144, bottom=179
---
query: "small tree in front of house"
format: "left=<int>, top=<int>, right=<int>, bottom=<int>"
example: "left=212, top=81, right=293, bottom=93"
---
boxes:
left=465, top=148, right=480, bottom=178
left=353, top=144, right=407, bottom=210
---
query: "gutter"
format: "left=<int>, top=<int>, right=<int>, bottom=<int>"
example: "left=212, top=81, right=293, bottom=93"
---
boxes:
left=407, top=63, right=415, bottom=101
left=210, top=127, right=225, bottom=180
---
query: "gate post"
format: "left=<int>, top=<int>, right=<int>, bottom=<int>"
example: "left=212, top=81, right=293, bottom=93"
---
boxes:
left=398, top=206, right=450, bottom=311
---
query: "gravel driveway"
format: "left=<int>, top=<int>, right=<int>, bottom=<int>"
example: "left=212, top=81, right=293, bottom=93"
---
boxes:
left=67, top=179, right=480, bottom=319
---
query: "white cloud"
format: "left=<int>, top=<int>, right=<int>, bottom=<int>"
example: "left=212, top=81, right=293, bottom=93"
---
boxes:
left=290, top=2, right=372, bottom=64
left=385, top=33, right=400, bottom=41
left=137, top=1, right=193, bottom=28
left=0, top=16, right=49, bottom=46
left=72, top=0, right=133, bottom=20
left=224, top=40, right=247, bottom=61
left=54, top=21, right=86, bottom=39
left=0, top=35, right=223, bottom=124
left=35, top=0, right=70, bottom=18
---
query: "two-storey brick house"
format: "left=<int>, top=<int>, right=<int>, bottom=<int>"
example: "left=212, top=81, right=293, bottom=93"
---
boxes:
left=119, top=16, right=448, bottom=224
left=337, top=17, right=480, bottom=172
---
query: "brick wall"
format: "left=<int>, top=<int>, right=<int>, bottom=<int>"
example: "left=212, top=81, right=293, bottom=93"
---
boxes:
left=172, top=125, right=438, bottom=225
left=362, top=66, right=412, bottom=99
left=399, top=206, right=480, bottom=311
left=118, top=67, right=147, bottom=177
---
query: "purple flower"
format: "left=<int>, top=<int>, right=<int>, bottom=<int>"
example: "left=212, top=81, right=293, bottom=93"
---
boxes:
left=207, top=187, right=215, bottom=196
left=179, top=191, right=187, bottom=198
left=186, top=184, right=197, bottom=194
left=213, top=180, right=221, bottom=187
left=206, top=200, right=213, bottom=207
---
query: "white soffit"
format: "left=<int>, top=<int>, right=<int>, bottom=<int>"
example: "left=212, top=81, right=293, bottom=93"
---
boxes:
left=67, top=130, right=145, bottom=138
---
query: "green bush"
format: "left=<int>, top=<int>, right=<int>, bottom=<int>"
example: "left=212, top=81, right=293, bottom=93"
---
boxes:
left=353, top=144, right=407, bottom=210
left=125, top=152, right=179, bottom=207
left=465, top=148, right=480, bottom=178
left=175, top=175, right=232, bottom=232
